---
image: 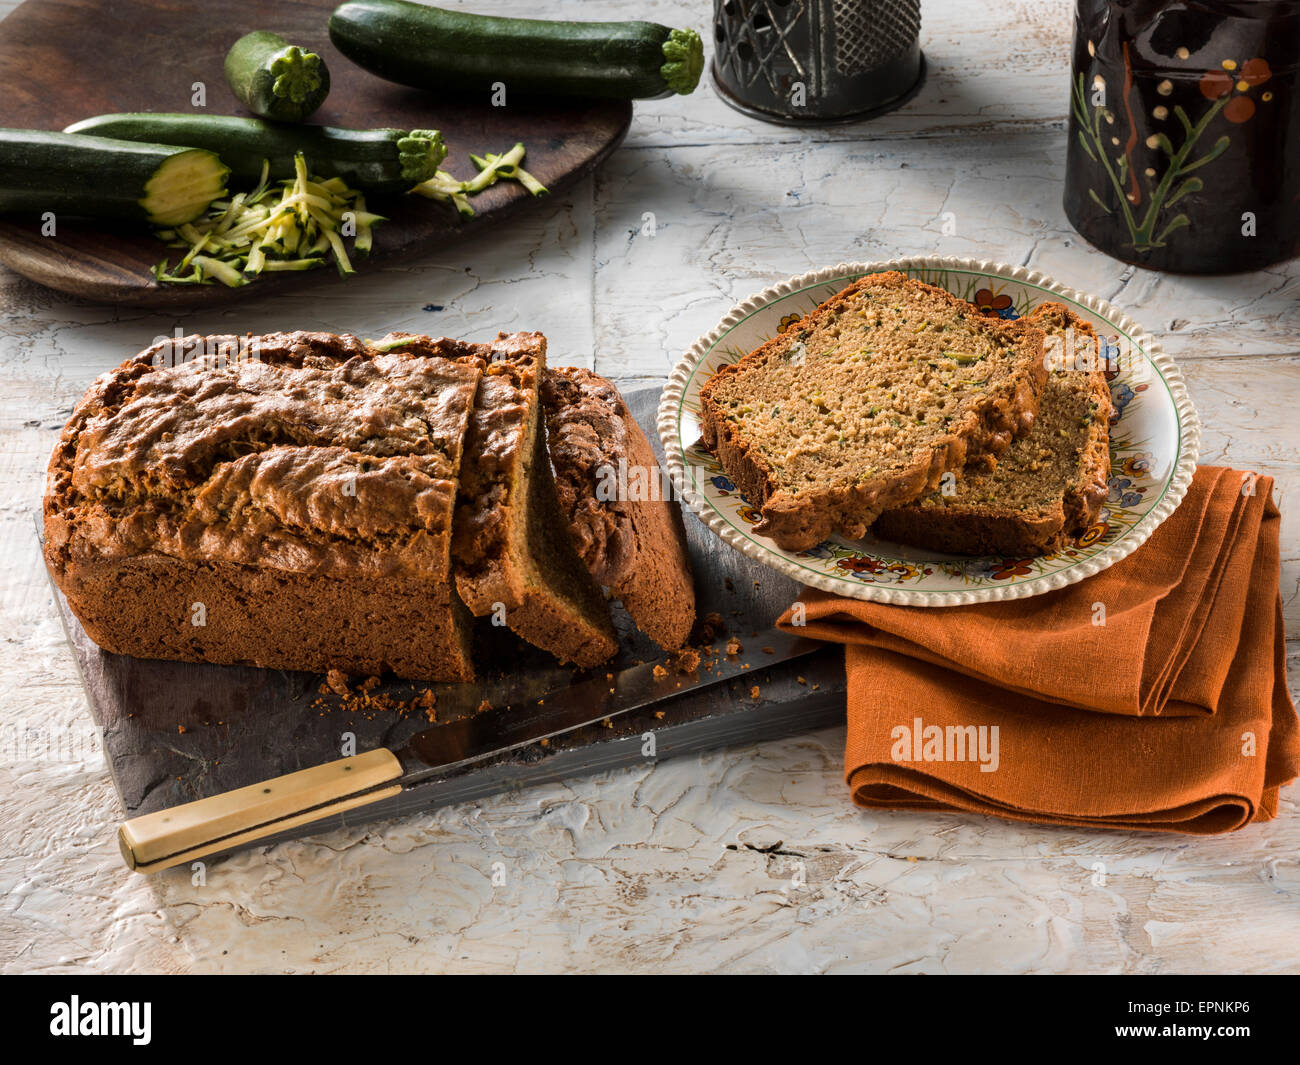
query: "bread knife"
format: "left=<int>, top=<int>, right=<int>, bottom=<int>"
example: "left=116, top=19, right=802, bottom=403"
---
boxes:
left=117, top=628, right=824, bottom=874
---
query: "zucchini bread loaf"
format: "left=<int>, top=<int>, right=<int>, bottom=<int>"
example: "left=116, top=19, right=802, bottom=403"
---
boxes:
left=698, top=272, right=1049, bottom=551
left=542, top=367, right=696, bottom=651
left=873, top=302, right=1113, bottom=556
left=44, top=330, right=482, bottom=681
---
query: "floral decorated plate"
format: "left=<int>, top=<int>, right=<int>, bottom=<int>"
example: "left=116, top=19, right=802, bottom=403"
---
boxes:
left=658, top=257, right=1201, bottom=606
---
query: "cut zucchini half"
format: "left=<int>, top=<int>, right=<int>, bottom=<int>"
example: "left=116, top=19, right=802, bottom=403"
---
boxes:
left=0, top=129, right=228, bottom=226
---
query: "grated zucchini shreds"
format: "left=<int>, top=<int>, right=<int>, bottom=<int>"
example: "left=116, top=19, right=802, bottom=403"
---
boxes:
left=153, top=155, right=387, bottom=286
left=408, top=141, right=546, bottom=218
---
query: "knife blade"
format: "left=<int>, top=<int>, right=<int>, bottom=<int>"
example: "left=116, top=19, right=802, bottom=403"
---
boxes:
left=395, top=626, right=822, bottom=782
left=117, top=627, right=823, bottom=873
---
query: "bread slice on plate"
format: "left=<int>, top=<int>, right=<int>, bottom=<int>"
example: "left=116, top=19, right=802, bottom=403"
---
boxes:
left=449, top=332, right=618, bottom=669
left=698, top=271, right=1049, bottom=551
left=542, top=367, right=696, bottom=651
left=873, top=302, right=1113, bottom=556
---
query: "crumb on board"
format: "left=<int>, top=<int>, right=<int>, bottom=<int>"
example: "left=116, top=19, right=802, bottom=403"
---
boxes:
left=725, top=638, right=743, bottom=656
left=750, top=685, right=760, bottom=700
left=326, top=669, right=350, bottom=696
left=654, top=711, right=665, bottom=720
left=177, top=725, right=186, bottom=734
left=477, top=699, right=492, bottom=713
left=797, top=676, right=807, bottom=685
left=673, top=648, right=701, bottom=673
left=653, top=663, right=669, bottom=679
left=761, top=646, right=774, bottom=655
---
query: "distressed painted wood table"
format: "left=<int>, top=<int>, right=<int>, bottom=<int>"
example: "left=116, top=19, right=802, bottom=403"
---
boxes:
left=1, top=0, right=1297, bottom=974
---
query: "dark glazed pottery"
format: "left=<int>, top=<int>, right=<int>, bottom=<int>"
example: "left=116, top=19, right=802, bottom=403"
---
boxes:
left=1064, top=0, right=1300, bottom=273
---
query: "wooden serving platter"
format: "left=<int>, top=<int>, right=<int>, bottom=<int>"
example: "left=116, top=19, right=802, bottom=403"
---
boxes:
left=50, top=385, right=847, bottom=866
left=0, top=0, right=631, bottom=306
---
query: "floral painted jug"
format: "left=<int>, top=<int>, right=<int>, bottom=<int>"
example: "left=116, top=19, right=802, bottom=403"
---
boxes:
left=1064, top=0, right=1299, bottom=273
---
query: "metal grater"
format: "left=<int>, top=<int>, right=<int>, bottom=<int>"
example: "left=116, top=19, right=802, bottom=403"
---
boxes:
left=711, top=0, right=925, bottom=124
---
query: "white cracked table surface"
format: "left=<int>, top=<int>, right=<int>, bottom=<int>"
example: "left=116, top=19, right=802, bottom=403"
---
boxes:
left=2, top=0, right=1298, bottom=974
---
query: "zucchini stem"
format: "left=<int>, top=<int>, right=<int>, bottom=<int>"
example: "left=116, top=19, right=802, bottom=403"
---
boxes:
left=661, top=28, right=704, bottom=95
left=269, top=46, right=326, bottom=103
left=397, top=129, right=447, bottom=184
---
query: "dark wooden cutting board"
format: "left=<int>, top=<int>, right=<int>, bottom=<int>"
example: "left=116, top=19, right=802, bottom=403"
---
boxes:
left=0, top=0, right=631, bottom=305
left=50, top=385, right=847, bottom=867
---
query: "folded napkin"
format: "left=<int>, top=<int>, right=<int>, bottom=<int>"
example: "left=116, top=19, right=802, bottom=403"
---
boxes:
left=777, top=467, right=1300, bottom=834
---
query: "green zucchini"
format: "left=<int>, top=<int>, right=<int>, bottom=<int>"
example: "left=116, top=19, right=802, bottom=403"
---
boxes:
left=64, top=114, right=444, bottom=195
left=328, top=0, right=704, bottom=99
left=225, top=31, right=332, bottom=122
left=0, top=128, right=227, bottom=226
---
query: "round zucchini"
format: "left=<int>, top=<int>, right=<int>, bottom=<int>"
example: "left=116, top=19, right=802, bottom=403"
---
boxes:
left=328, top=0, right=704, bottom=99
left=0, top=128, right=228, bottom=226
left=64, top=114, right=445, bottom=195
left=225, top=31, right=332, bottom=122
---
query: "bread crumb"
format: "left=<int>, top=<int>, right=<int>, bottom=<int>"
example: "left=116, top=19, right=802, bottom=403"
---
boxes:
left=812, top=683, right=821, bottom=691
left=539, top=737, right=550, bottom=747
left=653, top=664, right=669, bottom=679
left=796, top=675, right=807, bottom=685
left=673, top=648, right=701, bottom=673
left=477, top=699, right=492, bottom=713
left=725, top=638, right=743, bottom=656
left=360, top=675, right=380, bottom=693
left=177, top=725, right=187, bottom=734
left=749, top=685, right=760, bottom=700
left=326, top=669, right=350, bottom=696
left=601, top=717, right=613, bottom=728
left=654, top=711, right=666, bottom=720
left=761, top=646, right=774, bottom=655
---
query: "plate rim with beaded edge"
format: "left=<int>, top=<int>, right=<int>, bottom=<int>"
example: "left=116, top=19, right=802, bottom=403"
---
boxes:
left=657, top=257, right=1202, bottom=607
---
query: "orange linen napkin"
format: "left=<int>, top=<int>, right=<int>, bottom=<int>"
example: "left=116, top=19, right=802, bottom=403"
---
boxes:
left=776, top=467, right=1300, bottom=834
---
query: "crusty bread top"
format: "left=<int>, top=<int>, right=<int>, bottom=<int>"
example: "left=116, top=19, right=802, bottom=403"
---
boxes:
left=543, top=366, right=696, bottom=651
left=542, top=367, right=638, bottom=587
left=448, top=331, right=547, bottom=598
left=43, top=331, right=482, bottom=580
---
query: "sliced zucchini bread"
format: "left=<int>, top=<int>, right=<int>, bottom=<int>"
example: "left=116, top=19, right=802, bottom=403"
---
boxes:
left=542, top=367, right=696, bottom=651
left=873, top=302, right=1113, bottom=556
left=448, top=332, right=619, bottom=669
left=698, top=272, right=1049, bottom=551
